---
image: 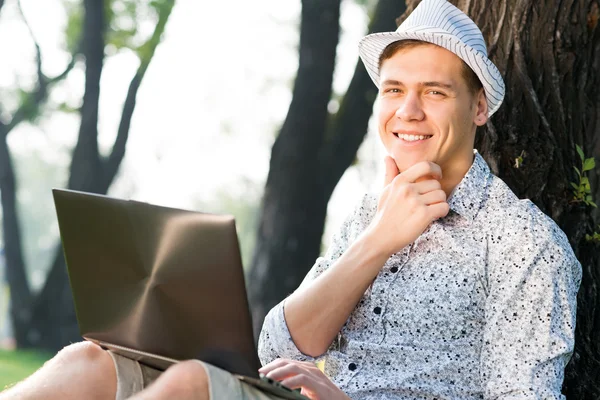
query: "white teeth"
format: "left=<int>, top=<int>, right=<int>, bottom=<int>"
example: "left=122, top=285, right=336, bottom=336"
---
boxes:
left=398, top=134, right=430, bottom=141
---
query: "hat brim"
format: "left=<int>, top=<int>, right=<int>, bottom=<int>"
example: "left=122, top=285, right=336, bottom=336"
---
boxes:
left=358, top=30, right=505, bottom=117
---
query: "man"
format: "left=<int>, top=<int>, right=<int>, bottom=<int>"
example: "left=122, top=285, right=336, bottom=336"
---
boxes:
left=257, top=1, right=580, bottom=398
left=1, top=0, right=580, bottom=399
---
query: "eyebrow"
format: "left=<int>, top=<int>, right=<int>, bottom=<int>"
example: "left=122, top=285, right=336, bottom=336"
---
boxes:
left=380, top=80, right=456, bottom=91
left=422, top=81, right=455, bottom=90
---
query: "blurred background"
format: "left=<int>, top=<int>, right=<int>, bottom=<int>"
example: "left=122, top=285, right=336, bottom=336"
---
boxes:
left=0, top=0, right=397, bottom=387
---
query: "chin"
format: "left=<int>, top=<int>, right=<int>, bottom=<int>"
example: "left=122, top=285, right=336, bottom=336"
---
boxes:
left=392, top=153, right=432, bottom=172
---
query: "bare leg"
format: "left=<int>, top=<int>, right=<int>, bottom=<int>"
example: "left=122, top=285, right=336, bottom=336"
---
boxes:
left=0, top=341, right=117, bottom=400
left=129, top=360, right=210, bottom=400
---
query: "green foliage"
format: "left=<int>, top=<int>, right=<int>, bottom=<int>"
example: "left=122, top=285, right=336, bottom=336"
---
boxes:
left=56, top=102, right=79, bottom=114
left=571, top=144, right=597, bottom=208
left=16, top=89, right=43, bottom=123
left=0, top=349, right=52, bottom=390
left=62, top=0, right=172, bottom=56
left=585, top=227, right=600, bottom=243
left=135, top=0, right=174, bottom=65
left=106, top=0, right=142, bottom=51
left=62, top=0, right=83, bottom=53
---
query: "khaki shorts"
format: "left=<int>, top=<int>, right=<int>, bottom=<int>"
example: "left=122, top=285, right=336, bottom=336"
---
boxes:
left=107, top=351, right=283, bottom=399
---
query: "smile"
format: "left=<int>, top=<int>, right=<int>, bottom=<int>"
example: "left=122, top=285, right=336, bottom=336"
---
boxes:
left=393, top=133, right=433, bottom=142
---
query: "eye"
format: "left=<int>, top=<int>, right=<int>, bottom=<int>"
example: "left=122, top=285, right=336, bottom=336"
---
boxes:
left=383, top=88, right=401, bottom=94
left=428, top=90, right=445, bottom=96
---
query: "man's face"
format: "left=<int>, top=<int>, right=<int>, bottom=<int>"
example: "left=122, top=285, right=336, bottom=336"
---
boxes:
left=377, top=44, right=487, bottom=174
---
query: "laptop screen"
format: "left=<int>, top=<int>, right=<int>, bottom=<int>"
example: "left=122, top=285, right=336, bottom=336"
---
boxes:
left=53, top=189, right=261, bottom=377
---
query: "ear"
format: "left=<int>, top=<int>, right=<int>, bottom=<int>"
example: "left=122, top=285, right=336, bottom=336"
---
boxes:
left=473, top=88, right=488, bottom=126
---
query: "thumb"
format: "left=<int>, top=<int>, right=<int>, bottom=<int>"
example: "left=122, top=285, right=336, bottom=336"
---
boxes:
left=383, top=156, right=400, bottom=187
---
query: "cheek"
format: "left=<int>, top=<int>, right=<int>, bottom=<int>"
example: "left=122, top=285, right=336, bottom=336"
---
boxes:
left=429, top=107, right=461, bottom=140
left=377, top=104, right=396, bottom=139
left=378, top=99, right=399, bottom=120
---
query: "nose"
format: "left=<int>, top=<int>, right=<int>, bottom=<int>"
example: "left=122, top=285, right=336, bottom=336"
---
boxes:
left=395, top=92, right=425, bottom=121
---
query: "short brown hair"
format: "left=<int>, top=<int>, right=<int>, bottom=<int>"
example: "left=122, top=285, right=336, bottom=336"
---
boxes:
left=378, top=40, right=483, bottom=95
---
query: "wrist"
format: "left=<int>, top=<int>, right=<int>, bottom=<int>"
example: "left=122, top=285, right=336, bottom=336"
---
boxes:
left=354, top=229, right=395, bottom=263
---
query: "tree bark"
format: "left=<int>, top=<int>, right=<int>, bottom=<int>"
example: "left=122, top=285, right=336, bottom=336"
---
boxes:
left=400, top=0, right=599, bottom=396
left=248, top=0, right=407, bottom=338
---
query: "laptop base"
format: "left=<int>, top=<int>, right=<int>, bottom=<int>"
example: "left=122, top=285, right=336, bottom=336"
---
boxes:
left=91, top=339, right=309, bottom=400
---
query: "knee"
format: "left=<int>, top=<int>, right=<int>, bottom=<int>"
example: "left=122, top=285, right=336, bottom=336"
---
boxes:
left=51, top=341, right=116, bottom=389
left=151, top=361, right=209, bottom=398
left=50, top=341, right=114, bottom=374
left=55, top=341, right=106, bottom=365
left=0, top=341, right=116, bottom=400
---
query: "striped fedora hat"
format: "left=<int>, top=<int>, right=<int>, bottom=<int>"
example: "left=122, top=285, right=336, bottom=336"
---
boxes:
left=358, top=0, right=505, bottom=117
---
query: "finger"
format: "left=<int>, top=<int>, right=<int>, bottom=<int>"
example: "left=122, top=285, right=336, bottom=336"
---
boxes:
left=427, top=201, right=451, bottom=220
left=414, top=179, right=442, bottom=194
left=383, top=156, right=400, bottom=187
left=279, top=373, right=328, bottom=399
left=265, top=363, right=309, bottom=381
left=398, top=161, right=442, bottom=183
left=258, top=358, right=291, bottom=375
left=259, top=359, right=316, bottom=376
left=279, top=374, right=315, bottom=391
left=420, top=189, right=447, bottom=205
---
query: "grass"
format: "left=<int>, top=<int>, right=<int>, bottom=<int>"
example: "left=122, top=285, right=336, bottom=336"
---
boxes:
left=0, top=349, right=52, bottom=391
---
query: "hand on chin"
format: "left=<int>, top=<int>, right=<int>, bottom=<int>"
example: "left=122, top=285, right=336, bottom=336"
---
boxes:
left=390, top=153, right=439, bottom=178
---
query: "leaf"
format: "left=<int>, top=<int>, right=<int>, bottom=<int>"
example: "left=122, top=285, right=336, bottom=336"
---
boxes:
left=576, top=144, right=585, bottom=162
left=570, top=182, right=580, bottom=191
left=590, top=201, right=598, bottom=208
left=583, top=157, right=596, bottom=172
left=581, top=176, right=590, bottom=186
left=574, top=166, right=581, bottom=177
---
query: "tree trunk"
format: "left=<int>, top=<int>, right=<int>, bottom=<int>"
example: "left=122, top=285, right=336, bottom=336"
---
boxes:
left=401, top=0, right=599, bottom=396
left=248, top=0, right=341, bottom=337
left=10, top=0, right=108, bottom=350
left=248, top=0, right=407, bottom=338
left=0, top=124, right=32, bottom=347
left=2, top=0, right=175, bottom=351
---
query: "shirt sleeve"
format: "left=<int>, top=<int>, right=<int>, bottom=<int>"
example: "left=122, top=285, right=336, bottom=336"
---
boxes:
left=481, top=202, right=582, bottom=399
left=257, top=193, right=375, bottom=366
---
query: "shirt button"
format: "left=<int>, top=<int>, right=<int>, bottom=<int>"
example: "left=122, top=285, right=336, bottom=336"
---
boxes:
left=348, top=362, right=357, bottom=371
left=373, top=306, right=382, bottom=315
left=390, top=266, right=398, bottom=273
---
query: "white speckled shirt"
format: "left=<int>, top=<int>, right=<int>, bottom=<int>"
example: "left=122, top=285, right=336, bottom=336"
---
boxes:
left=257, top=151, right=582, bottom=400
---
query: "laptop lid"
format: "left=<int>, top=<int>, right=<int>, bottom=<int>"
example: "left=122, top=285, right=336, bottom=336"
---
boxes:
left=52, top=188, right=261, bottom=377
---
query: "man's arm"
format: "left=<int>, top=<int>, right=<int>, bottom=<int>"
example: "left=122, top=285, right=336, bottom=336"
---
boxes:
left=481, top=203, right=582, bottom=399
left=277, top=159, right=449, bottom=358
left=283, top=230, right=390, bottom=357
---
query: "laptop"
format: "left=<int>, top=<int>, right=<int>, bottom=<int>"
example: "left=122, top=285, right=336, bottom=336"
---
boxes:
left=52, top=188, right=308, bottom=400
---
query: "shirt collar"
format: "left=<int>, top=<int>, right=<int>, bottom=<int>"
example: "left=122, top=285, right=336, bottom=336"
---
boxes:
left=447, top=150, right=491, bottom=222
